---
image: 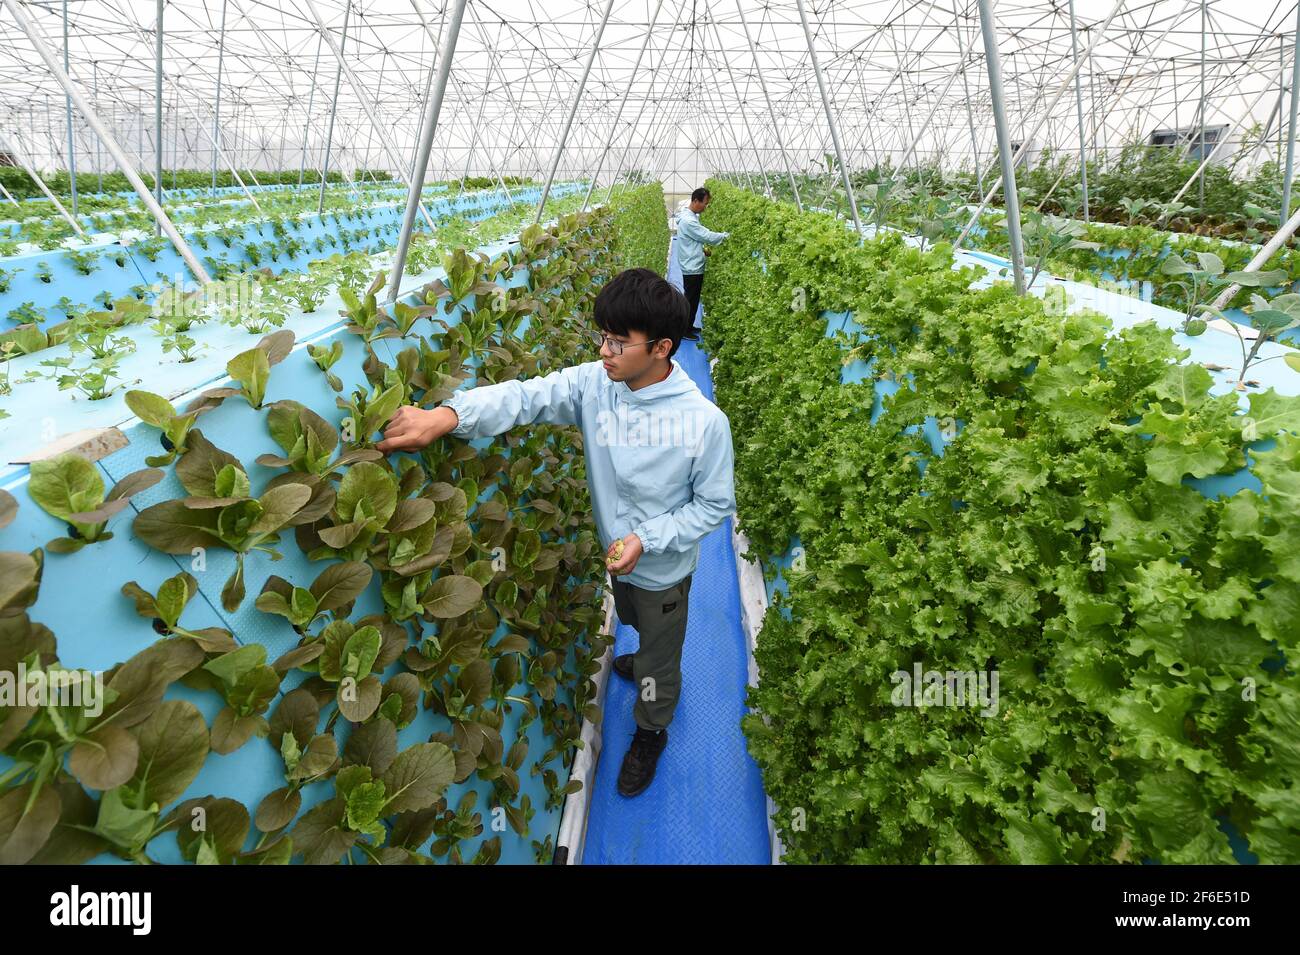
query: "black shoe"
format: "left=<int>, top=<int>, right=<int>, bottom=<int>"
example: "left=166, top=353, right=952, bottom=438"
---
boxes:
left=612, top=653, right=634, bottom=681
left=617, top=727, right=668, bottom=797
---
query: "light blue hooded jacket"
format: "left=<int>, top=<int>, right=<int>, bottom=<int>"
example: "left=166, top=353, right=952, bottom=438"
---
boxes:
left=441, top=357, right=736, bottom=590
left=675, top=207, right=728, bottom=276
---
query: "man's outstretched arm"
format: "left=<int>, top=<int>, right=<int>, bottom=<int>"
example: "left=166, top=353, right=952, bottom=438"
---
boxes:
left=377, top=363, right=587, bottom=452
left=678, top=215, right=729, bottom=246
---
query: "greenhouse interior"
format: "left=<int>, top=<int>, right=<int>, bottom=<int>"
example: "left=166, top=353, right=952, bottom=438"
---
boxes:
left=0, top=0, right=1296, bottom=880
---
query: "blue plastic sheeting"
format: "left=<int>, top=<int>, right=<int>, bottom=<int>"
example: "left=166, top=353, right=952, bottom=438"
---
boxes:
left=0, top=219, right=604, bottom=865
left=0, top=189, right=589, bottom=471
left=0, top=181, right=584, bottom=327
left=581, top=239, right=770, bottom=865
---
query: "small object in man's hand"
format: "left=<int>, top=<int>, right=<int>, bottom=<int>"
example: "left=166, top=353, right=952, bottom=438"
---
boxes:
left=606, top=538, right=625, bottom=566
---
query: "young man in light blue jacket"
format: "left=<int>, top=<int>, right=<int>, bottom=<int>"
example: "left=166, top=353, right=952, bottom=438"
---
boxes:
left=675, top=187, right=729, bottom=332
left=377, top=268, right=737, bottom=797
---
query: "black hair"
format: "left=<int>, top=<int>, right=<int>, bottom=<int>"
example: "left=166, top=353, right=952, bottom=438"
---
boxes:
left=594, top=267, right=697, bottom=358
left=690, top=187, right=711, bottom=203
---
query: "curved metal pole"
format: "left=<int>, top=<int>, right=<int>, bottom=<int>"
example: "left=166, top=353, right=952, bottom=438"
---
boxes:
left=1198, top=0, right=1206, bottom=211
left=298, top=27, right=323, bottom=188
left=1068, top=0, right=1090, bottom=221
left=583, top=0, right=664, bottom=209
left=472, top=40, right=518, bottom=205
left=386, top=0, right=468, bottom=302
left=894, top=32, right=981, bottom=174
left=535, top=0, right=616, bottom=224
left=2, top=130, right=85, bottom=236
left=411, top=0, right=518, bottom=203
left=407, top=0, right=444, bottom=174
left=92, top=60, right=101, bottom=193
left=304, top=0, right=436, bottom=230
left=1, top=0, right=208, bottom=281
left=977, top=0, right=1026, bottom=294
left=1282, top=1, right=1300, bottom=224
left=956, top=5, right=985, bottom=197
left=318, top=0, right=350, bottom=214
left=708, top=13, right=770, bottom=196
left=177, top=91, right=262, bottom=213
left=63, top=0, right=77, bottom=217
left=795, top=0, right=863, bottom=234
left=955, top=0, right=1127, bottom=250
left=155, top=0, right=163, bottom=218
left=1210, top=201, right=1300, bottom=311
left=737, top=0, right=800, bottom=210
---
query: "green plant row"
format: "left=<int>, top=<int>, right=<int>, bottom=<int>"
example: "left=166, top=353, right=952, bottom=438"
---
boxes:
left=969, top=212, right=1300, bottom=314
left=0, top=188, right=595, bottom=402
left=756, top=142, right=1291, bottom=241
left=0, top=167, right=395, bottom=204
left=700, top=179, right=1300, bottom=865
left=0, top=182, right=668, bottom=865
left=0, top=177, right=515, bottom=255
left=607, top=184, right=670, bottom=274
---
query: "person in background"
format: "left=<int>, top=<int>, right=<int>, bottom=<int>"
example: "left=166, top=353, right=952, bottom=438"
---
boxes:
left=675, top=187, right=729, bottom=334
left=376, top=268, right=737, bottom=798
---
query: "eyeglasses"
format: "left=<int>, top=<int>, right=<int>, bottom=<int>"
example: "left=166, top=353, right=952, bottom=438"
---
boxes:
left=588, top=330, right=660, bottom=356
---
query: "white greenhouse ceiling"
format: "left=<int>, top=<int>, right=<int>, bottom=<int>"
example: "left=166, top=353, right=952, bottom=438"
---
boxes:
left=0, top=0, right=1296, bottom=193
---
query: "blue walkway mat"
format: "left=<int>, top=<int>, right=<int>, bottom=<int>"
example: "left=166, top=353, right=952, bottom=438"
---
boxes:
left=581, top=238, right=771, bottom=864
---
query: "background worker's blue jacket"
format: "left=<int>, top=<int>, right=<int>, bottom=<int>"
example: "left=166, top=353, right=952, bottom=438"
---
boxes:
left=441, top=358, right=736, bottom=590
left=675, top=207, right=728, bottom=275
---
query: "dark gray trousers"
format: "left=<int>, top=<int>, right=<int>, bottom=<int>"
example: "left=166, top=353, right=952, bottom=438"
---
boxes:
left=611, top=573, right=693, bottom=731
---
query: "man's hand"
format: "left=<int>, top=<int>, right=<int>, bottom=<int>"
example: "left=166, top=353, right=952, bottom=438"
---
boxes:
left=605, top=533, right=644, bottom=577
left=376, top=405, right=459, bottom=453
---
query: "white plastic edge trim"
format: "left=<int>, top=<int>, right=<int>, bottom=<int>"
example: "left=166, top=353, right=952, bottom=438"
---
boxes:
left=732, top=519, right=785, bottom=866
left=555, top=584, right=616, bottom=864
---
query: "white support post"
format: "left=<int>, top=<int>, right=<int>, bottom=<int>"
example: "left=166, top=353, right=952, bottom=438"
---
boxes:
left=1, top=131, right=85, bottom=236
left=1, top=0, right=210, bottom=282
left=386, top=0, right=468, bottom=302
left=795, top=0, right=864, bottom=234
left=303, top=0, right=438, bottom=231
left=955, top=0, right=1128, bottom=250
left=535, top=0, right=616, bottom=224
left=976, top=0, right=1027, bottom=293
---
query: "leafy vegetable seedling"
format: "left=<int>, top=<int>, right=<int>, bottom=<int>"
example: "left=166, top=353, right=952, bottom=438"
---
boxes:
left=125, top=389, right=214, bottom=466
left=188, top=328, right=295, bottom=411
left=257, top=399, right=382, bottom=477
left=1198, top=291, right=1300, bottom=388
left=1159, top=251, right=1287, bottom=336
left=255, top=560, right=373, bottom=633
left=132, top=431, right=314, bottom=610
left=27, top=454, right=163, bottom=552
left=120, top=571, right=238, bottom=652
left=192, top=644, right=285, bottom=754
left=307, top=340, right=345, bottom=392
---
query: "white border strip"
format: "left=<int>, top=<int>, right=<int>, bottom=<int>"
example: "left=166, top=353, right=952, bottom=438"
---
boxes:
left=555, top=583, right=616, bottom=864
left=732, top=519, right=785, bottom=865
